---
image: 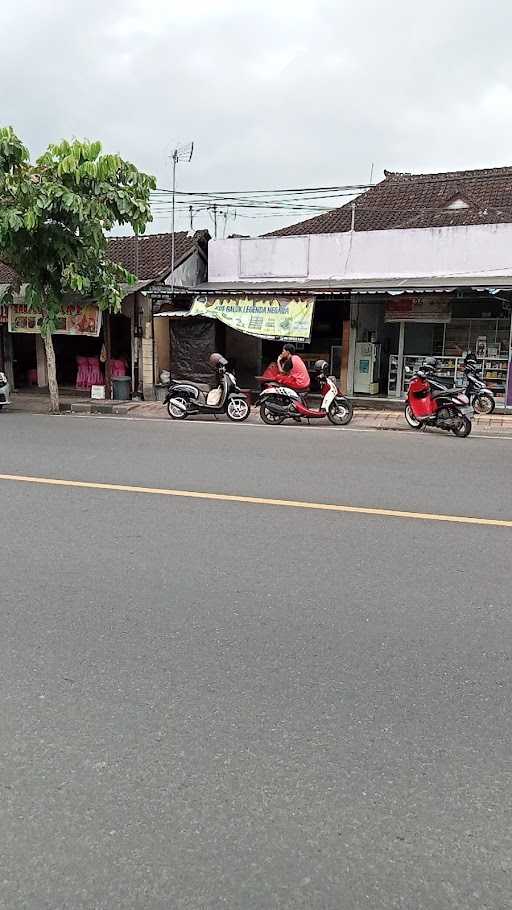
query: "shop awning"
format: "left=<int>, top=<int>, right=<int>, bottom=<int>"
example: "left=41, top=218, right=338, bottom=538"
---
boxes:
left=153, top=304, right=192, bottom=317
left=194, top=277, right=512, bottom=294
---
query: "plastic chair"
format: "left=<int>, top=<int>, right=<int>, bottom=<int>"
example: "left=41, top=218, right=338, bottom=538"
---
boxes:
left=76, top=356, right=89, bottom=389
left=87, top=357, right=104, bottom=387
left=111, top=358, right=128, bottom=378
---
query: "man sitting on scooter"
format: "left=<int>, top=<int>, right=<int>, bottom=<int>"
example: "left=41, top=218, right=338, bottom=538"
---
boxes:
left=276, top=343, right=310, bottom=392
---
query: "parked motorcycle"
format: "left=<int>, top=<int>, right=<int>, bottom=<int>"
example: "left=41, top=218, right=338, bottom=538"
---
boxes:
left=460, top=356, right=495, bottom=414
left=165, top=353, right=250, bottom=421
left=408, top=354, right=495, bottom=415
left=256, top=360, right=353, bottom=426
left=405, top=358, right=473, bottom=437
left=0, top=371, right=10, bottom=411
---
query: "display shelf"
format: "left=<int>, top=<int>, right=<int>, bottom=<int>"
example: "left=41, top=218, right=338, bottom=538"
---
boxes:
left=387, top=353, right=511, bottom=399
left=482, top=357, right=508, bottom=397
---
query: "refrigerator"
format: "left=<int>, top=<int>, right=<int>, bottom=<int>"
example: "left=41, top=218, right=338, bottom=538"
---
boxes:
left=354, top=342, right=381, bottom=394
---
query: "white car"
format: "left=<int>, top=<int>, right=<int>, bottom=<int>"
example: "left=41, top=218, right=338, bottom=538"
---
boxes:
left=0, top=370, right=10, bottom=410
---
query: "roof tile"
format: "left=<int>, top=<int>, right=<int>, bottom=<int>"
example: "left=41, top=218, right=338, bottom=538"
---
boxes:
left=0, top=230, right=209, bottom=286
left=268, top=165, right=512, bottom=236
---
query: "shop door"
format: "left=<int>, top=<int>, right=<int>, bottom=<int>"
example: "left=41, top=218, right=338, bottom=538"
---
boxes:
left=12, top=333, right=37, bottom=387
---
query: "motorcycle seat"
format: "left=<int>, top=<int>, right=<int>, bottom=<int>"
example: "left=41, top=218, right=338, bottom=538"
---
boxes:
left=431, top=387, right=460, bottom=399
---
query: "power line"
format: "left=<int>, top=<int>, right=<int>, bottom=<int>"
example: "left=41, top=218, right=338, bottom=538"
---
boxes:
left=151, top=182, right=372, bottom=196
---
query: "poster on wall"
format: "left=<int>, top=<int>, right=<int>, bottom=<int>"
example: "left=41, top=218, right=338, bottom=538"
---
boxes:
left=8, top=303, right=102, bottom=336
left=384, top=296, right=452, bottom=323
left=191, top=295, right=315, bottom=342
left=475, top=336, right=487, bottom=359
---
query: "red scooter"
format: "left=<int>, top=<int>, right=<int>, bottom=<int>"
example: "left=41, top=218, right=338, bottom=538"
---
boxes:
left=256, top=360, right=353, bottom=426
left=405, top=359, right=473, bottom=437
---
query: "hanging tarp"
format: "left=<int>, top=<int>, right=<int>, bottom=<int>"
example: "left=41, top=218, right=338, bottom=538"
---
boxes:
left=191, top=295, right=314, bottom=342
left=170, top=317, right=216, bottom=385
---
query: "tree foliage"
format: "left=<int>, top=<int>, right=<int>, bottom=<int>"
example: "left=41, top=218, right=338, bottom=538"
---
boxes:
left=0, top=126, right=156, bottom=333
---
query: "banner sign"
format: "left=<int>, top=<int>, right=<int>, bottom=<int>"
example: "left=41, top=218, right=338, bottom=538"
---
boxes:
left=191, top=295, right=315, bottom=342
left=8, top=303, right=102, bottom=337
left=384, top=296, right=452, bottom=323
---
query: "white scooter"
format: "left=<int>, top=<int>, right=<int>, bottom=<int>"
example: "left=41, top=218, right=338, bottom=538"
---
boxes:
left=164, top=353, right=250, bottom=422
left=256, top=359, right=353, bottom=426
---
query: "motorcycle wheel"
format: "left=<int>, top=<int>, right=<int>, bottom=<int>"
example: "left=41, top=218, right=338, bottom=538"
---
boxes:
left=328, top=397, right=353, bottom=426
left=451, top=415, right=472, bottom=437
left=227, top=397, right=250, bottom=421
left=259, top=402, right=285, bottom=425
left=404, top=404, right=425, bottom=430
left=473, top=393, right=495, bottom=415
left=167, top=395, right=189, bottom=419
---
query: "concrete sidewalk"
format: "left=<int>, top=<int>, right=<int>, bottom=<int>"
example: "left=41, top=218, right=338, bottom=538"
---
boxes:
left=127, top=401, right=512, bottom=434
left=7, top=392, right=512, bottom=435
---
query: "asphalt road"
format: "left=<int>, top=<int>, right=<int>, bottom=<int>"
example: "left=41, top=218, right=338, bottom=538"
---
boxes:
left=1, top=413, right=512, bottom=910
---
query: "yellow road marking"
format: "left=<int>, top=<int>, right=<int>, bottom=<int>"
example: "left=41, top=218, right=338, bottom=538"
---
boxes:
left=0, top=472, right=510, bottom=528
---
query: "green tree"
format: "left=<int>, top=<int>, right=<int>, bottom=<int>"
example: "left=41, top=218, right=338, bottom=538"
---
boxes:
left=0, top=127, right=155, bottom=412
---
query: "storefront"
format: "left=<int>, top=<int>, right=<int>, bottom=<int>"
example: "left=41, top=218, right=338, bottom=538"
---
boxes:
left=352, top=290, right=512, bottom=405
left=6, top=300, right=133, bottom=393
left=154, top=291, right=351, bottom=393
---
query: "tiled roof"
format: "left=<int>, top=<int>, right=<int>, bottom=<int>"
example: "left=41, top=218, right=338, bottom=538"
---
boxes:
left=268, top=166, right=512, bottom=236
left=0, top=230, right=209, bottom=286
left=106, top=229, right=209, bottom=280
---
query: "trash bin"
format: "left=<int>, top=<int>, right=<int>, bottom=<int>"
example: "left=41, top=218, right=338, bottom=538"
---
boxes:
left=154, top=383, right=170, bottom=402
left=112, top=376, right=131, bottom=400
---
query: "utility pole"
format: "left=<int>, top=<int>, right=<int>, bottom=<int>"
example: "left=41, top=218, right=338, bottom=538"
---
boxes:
left=212, top=204, right=218, bottom=239
left=170, top=142, right=194, bottom=296
left=189, top=205, right=194, bottom=232
left=171, top=148, right=178, bottom=297
left=351, top=201, right=356, bottom=231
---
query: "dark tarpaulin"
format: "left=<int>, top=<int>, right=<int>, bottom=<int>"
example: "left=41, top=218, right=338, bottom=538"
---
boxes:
left=170, top=317, right=216, bottom=385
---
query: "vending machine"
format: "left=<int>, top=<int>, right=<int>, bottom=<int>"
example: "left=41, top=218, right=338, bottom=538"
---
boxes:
left=354, top=342, right=381, bottom=394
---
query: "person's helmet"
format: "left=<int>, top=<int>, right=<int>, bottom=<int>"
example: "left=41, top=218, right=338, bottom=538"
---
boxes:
left=314, top=360, right=329, bottom=373
left=209, top=353, right=228, bottom=368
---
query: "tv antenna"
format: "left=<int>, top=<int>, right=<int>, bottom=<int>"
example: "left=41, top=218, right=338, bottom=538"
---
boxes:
left=170, top=142, right=194, bottom=295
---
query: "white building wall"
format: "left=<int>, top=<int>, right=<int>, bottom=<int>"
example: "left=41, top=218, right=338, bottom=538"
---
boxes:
left=208, top=223, right=512, bottom=283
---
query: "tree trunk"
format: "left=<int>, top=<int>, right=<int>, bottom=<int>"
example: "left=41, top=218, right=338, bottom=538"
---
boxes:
left=41, top=330, right=59, bottom=414
left=104, top=311, right=112, bottom=399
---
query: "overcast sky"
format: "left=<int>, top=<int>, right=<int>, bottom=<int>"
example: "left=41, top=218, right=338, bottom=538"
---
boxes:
left=1, top=0, right=512, bottom=236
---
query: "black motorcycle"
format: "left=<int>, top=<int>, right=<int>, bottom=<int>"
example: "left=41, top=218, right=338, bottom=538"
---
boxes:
left=461, top=357, right=495, bottom=414
left=164, top=354, right=250, bottom=422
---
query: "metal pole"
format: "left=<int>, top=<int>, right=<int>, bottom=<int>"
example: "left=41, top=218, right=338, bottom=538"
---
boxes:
left=506, top=311, right=512, bottom=409
left=351, top=202, right=356, bottom=231
left=189, top=205, right=194, bottom=231
left=171, top=150, right=177, bottom=297
left=213, top=204, right=218, bottom=239
left=397, top=320, right=405, bottom=398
